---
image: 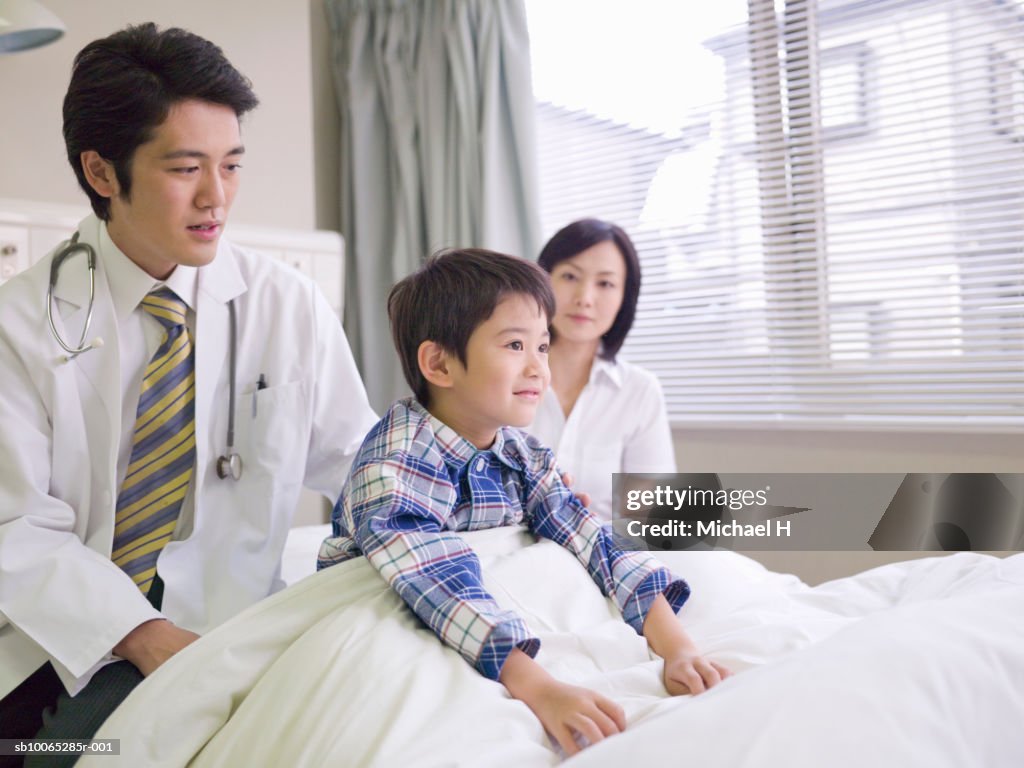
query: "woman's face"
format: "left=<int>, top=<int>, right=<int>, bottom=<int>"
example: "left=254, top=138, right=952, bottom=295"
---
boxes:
left=549, top=240, right=627, bottom=347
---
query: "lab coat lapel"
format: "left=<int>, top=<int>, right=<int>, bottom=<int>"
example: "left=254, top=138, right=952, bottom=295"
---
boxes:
left=194, top=239, right=246, bottom=485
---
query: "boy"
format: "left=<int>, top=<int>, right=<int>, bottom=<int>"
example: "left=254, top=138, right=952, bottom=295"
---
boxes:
left=318, top=249, right=728, bottom=755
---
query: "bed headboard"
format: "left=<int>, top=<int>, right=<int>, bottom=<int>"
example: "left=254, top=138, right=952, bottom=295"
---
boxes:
left=0, top=197, right=343, bottom=525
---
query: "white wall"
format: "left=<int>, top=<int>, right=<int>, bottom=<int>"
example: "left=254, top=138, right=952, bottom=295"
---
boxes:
left=0, top=0, right=318, bottom=230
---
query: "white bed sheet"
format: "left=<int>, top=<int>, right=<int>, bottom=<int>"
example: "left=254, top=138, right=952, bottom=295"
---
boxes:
left=84, top=526, right=1024, bottom=767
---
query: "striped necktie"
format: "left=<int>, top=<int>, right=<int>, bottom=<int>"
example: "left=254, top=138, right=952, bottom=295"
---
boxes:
left=112, top=288, right=196, bottom=594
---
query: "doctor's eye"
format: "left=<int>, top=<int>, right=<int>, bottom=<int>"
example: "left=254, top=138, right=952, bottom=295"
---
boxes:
left=172, top=166, right=200, bottom=175
left=224, top=163, right=244, bottom=173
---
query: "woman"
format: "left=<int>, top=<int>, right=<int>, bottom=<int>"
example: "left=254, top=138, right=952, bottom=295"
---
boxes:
left=529, top=218, right=676, bottom=521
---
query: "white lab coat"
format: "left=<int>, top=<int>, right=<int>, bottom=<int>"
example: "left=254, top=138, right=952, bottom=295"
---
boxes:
left=0, top=215, right=377, bottom=699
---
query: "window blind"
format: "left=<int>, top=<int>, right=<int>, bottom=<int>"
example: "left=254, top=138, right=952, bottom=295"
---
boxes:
left=529, top=0, right=1024, bottom=431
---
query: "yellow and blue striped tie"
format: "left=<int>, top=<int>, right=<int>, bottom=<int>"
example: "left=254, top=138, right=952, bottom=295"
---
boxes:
left=112, top=289, right=196, bottom=594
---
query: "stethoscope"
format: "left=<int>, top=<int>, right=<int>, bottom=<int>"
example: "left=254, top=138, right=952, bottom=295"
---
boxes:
left=46, top=232, right=244, bottom=481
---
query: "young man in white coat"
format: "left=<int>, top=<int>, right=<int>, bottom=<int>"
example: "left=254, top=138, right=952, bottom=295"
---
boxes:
left=0, top=23, right=377, bottom=763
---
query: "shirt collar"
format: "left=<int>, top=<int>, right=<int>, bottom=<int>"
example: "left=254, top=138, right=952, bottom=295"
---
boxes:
left=405, top=398, right=525, bottom=473
left=489, top=427, right=528, bottom=472
left=590, top=355, right=624, bottom=389
left=99, top=222, right=198, bottom=318
left=161, top=264, right=198, bottom=313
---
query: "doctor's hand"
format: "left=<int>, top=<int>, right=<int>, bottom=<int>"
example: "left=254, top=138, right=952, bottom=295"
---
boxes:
left=560, top=472, right=592, bottom=510
left=113, top=618, right=200, bottom=677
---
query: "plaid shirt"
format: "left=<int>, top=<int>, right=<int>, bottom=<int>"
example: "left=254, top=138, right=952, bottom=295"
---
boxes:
left=318, top=398, right=690, bottom=680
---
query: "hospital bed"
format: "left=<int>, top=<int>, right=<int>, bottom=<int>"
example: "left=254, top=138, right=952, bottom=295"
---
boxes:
left=83, top=524, right=1024, bottom=766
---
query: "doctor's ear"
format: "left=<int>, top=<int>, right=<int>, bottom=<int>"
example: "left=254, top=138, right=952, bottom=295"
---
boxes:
left=418, top=340, right=456, bottom=389
left=80, top=151, right=120, bottom=199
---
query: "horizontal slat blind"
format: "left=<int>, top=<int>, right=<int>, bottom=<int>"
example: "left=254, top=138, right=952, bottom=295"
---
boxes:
left=528, top=0, right=1024, bottom=430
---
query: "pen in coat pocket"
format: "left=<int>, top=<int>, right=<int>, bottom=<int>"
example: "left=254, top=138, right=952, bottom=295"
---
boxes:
left=253, top=373, right=267, bottom=418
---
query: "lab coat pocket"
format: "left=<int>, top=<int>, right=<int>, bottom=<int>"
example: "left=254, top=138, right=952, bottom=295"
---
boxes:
left=240, top=380, right=310, bottom=479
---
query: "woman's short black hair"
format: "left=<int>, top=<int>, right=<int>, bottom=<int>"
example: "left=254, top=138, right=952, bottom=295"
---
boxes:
left=388, top=248, right=555, bottom=406
left=63, top=22, right=259, bottom=221
left=537, top=218, right=641, bottom=360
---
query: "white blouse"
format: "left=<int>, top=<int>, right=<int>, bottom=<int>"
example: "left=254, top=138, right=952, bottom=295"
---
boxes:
left=528, top=357, right=676, bottom=521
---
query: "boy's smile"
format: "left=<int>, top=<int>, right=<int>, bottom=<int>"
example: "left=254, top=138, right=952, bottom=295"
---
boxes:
left=431, top=294, right=550, bottom=448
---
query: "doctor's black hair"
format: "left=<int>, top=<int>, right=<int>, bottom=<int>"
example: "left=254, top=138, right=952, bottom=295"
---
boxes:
left=537, top=218, right=642, bottom=361
left=63, top=23, right=259, bottom=221
left=388, top=248, right=555, bottom=407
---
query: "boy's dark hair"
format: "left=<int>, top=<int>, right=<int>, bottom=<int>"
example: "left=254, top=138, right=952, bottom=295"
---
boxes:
left=388, top=248, right=555, bottom=406
left=537, top=218, right=642, bottom=360
left=63, top=23, right=259, bottom=221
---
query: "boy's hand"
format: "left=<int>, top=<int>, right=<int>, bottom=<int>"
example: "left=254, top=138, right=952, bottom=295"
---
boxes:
left=642, top=594, right=732, bottom=696
left=530, top=679, right=626, bottom=756
left=662, top=651, right=732, bottom=696
left=500, top=648, right=625, bottom=756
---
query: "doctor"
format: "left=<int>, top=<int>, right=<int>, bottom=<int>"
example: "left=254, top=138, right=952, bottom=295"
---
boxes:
left=0, top=23, right=377, bottom=757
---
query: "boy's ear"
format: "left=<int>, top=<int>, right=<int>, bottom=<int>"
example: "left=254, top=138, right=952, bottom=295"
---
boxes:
left=418, top=340, right=456, bottom=390
left=80, top=151, right=119, bottom=199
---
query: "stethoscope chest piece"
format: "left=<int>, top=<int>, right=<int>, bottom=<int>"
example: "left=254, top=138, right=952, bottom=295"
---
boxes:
left=216, top=453, right=243, bottom=481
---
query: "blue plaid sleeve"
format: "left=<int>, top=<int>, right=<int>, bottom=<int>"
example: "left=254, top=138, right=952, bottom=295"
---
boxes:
left=521, top=444, right=690, bottom=633
left=332, top=405, right=540, bottom=680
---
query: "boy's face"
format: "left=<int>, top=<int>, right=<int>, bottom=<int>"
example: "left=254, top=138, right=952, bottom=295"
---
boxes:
left=102, top=98, right=245, bottom=280
left=443, top=294, right=551, bottom=447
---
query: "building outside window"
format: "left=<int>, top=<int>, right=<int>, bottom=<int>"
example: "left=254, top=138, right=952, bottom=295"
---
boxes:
left=527, top=0, right=1024, bottom=430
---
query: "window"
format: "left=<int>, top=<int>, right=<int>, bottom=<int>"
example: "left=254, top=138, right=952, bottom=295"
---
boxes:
left=528, top=0, right=1024, bottom=430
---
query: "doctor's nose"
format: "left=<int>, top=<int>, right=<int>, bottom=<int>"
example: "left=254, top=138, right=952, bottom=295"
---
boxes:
left=196, top=173, right=227, bottom=211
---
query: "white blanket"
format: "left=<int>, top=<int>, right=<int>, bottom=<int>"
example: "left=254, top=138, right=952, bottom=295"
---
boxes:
left=84, top=528, right=1024, bottom=767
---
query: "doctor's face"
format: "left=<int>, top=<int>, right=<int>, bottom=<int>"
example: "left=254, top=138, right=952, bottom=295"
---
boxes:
left=103, top=99, right=245, bottom=280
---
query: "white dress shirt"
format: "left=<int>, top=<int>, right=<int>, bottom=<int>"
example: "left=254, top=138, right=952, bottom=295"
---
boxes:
left=528, top=356, right=676, bottom=521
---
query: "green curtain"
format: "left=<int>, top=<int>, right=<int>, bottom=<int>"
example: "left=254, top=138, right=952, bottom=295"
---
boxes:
left=327, top=0, right=541, bottom=411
